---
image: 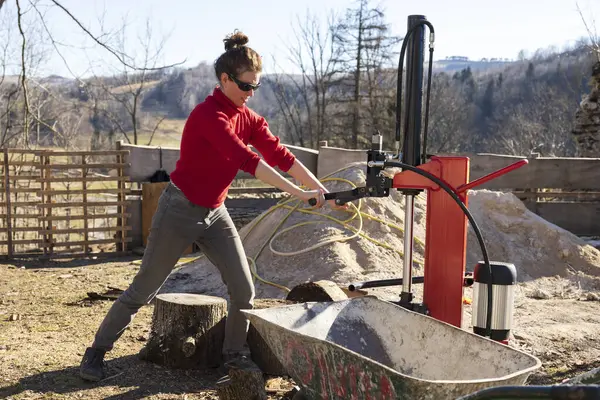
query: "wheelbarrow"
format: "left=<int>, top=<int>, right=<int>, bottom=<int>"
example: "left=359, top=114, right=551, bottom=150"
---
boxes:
left=242, top=296, right=542, bottom=400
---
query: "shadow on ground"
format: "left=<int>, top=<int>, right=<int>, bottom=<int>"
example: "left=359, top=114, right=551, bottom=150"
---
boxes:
left=0, top=354, right=222, bottom=399
left=4, top=254, right=141, bottom=270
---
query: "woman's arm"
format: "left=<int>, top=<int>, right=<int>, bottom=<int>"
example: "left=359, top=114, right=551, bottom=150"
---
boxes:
left=254, top=160, right=325, bottom=207
left=286, top=159, right=327, bottom=192
left=286, top=159, right=344, bottom=209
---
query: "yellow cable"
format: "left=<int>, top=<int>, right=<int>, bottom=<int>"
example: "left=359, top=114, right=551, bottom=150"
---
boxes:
left=240, top=164, right=426, bottom=292
left=138, top=162, right=428, bottom=294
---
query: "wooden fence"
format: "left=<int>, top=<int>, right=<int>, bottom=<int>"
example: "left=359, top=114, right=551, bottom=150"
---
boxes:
left=317, top=147, right=600, bottom=236
left=2, top=141, right=599, bottom=260
left=0, top=148, right=131, bottom=259
left=467, top=152, right=600, bottom=237
left=116, top=141, right=600, bottom=238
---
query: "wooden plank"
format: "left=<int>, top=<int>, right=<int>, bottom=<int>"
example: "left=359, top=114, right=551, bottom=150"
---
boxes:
left=515, top=191, right=600, bottom=200
left=0, top=239, right=45, bottom=245
left=140, top=182, right=192, bottom=254
left=228, top=187, right=281, bottom=194
left=37, top=201, right=128, bottom=208
left=38, top=213, right=130, bottom=221
left=116, top=151, right=127, bottom=252
left=526, top=202, right=600, bottom=236
left=3, top=148, right=13, bottom=257
left=0, top=226, right=41, bottom=233
left=142, top=182, right=169, bottom=248
left=36, top=176, right=128, bottom=183
left=39, top=237, right=132, bottom=248
left=2, top=250, right=132, bottom=260
left=0, top=213, right=41, bottom=218
left=42, top=154, right=52, bottom=256
left=43, top=163, right=125, bottom=170
left=36, top=188, right=132, bottom=196
left=224, top=198, right=281, bottom=209
left=468, top=154, right=600, bottom=190
left=8, top=175, right=41, bottom=180
left=0, top=201, right=39, bottom=207
left=317, top=146, right=367, bottom=178
left=39, top=150, right=129, bottom=156
left=38, top=226, right=132, bottom=235
left=12, top=187, right=42, bottom=194
left=8, top=161, right=40, bottom=167
left=2, top=149, right=43, bottom=154
left=118, top=140, right=319, bottom=182
left=82, top=155, right=89, bottom=255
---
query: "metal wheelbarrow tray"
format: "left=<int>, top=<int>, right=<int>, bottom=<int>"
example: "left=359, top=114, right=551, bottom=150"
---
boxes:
left=242, top=296, right=542, bottom=400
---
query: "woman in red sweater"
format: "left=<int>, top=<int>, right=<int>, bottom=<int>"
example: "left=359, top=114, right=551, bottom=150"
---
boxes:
left=79, top=31, right=330, bottom=381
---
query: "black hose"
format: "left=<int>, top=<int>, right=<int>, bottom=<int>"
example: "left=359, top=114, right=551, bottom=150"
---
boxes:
left=349, top=276, right=425, bottom=291
left=422, top=44, right=434, bottom=164
left=383, top=160, right=493, bottom=338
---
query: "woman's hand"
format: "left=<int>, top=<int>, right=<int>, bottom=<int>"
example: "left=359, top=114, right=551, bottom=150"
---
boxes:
left=297, top=188, right=326, bottom=208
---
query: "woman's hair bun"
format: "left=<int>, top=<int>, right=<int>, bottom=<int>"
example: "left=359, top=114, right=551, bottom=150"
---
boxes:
left=224, top=31, right=249, bottom=51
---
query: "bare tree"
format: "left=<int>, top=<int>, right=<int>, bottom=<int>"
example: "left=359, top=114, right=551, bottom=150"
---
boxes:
left=331, top=0, right=400, bottom=148
left=490, top=81, right=577, bottom=156
left=576, top=2, right=600, bottom=62
left=0, top=0, right=183, bottom=149
left=425, top=73, right=472, bottom=153
left=271, top=9, right=344, bottom=148
left=85, top=17, right=170, bottom=146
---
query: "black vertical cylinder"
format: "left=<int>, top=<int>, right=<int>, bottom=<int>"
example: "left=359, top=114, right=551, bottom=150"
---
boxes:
left=402, top=15, right=426, bottom=167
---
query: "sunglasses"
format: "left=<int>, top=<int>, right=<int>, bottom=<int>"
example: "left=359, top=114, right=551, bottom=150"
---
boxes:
left=228, top=74, right=261, bottom=92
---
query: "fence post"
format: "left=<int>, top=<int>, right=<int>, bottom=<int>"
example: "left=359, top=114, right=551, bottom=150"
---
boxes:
left=525, top=152, right=540, bottom=214
left=116, top=141, right=128, bottom=253
left=3, top=148, right=13, bottom=258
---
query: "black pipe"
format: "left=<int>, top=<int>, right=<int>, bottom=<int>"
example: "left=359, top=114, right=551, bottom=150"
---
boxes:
left=348, top=273, right=474, bottom=291
left=394, top=20, right=435, bottom=157
left=402, top=15, right=426, bottom=168
left=348, top=276, right=425, bottom=291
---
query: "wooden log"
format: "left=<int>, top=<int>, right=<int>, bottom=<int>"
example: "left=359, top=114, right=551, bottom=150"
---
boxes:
left=216, top=356, right=267, bottom=400
left=285, top=280, right=348, bottom=303
left=143, top=293, right=227, bottom=369
left=247, top=299, right=297, bottom=376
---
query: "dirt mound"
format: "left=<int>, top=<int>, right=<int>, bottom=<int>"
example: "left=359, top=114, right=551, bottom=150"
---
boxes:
left=160, top=164, right=600, bottom=301
left=466, top=190, right=600, bottom=282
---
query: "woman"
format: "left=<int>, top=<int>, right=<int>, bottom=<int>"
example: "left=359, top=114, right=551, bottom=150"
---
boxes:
left=79, top=31, right=330, bottom=381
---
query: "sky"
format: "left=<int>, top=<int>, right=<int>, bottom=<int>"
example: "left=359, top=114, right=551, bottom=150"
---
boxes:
left=1, top=0, right=599, bottom=78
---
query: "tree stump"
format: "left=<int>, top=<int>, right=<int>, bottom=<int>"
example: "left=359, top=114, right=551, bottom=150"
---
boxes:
left=285, top=280, right=348, bottom=303
left=216, top=356, right=267, bottom=400
left=247, top=299, right=296, bottom=376
left=143, top=293, right=227, bottom=369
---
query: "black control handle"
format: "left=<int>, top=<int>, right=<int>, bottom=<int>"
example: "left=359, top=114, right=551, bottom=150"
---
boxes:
left=308, top=193, right=338, bottom=206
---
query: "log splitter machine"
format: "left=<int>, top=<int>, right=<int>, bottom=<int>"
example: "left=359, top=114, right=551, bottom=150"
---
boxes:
left=309, top=15, right=528, bottom=343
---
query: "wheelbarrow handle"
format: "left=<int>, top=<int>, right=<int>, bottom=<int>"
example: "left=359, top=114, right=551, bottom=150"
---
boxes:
left=458, top=384, right=600, bottom=399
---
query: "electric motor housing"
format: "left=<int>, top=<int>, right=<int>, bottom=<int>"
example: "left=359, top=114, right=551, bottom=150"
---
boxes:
left=471, top=261, right=517, bottom=342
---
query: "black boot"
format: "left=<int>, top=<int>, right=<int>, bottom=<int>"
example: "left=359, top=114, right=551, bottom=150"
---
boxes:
left=79, top=347, right=107, bottom=382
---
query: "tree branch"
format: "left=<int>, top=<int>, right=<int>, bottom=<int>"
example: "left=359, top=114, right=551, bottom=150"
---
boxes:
left=48, top=0, right=187, bottom=71
left=16, top=0, right=31, bottom=147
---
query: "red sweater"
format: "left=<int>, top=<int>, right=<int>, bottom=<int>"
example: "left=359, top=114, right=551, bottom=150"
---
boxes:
left=170, top=87, right=296, bottom=208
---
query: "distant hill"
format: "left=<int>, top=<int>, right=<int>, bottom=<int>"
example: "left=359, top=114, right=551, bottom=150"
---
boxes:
left=433, top=56, right=514, bottom=73
left=0, top=45, right=595, bottom=157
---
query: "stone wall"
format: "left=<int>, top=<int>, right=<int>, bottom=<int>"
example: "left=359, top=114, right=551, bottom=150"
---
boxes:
left=572, top=61, right=600, bottom=157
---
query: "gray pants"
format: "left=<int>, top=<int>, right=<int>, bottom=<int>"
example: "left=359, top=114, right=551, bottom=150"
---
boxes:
left=91, top=182, right=255, bottom=357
